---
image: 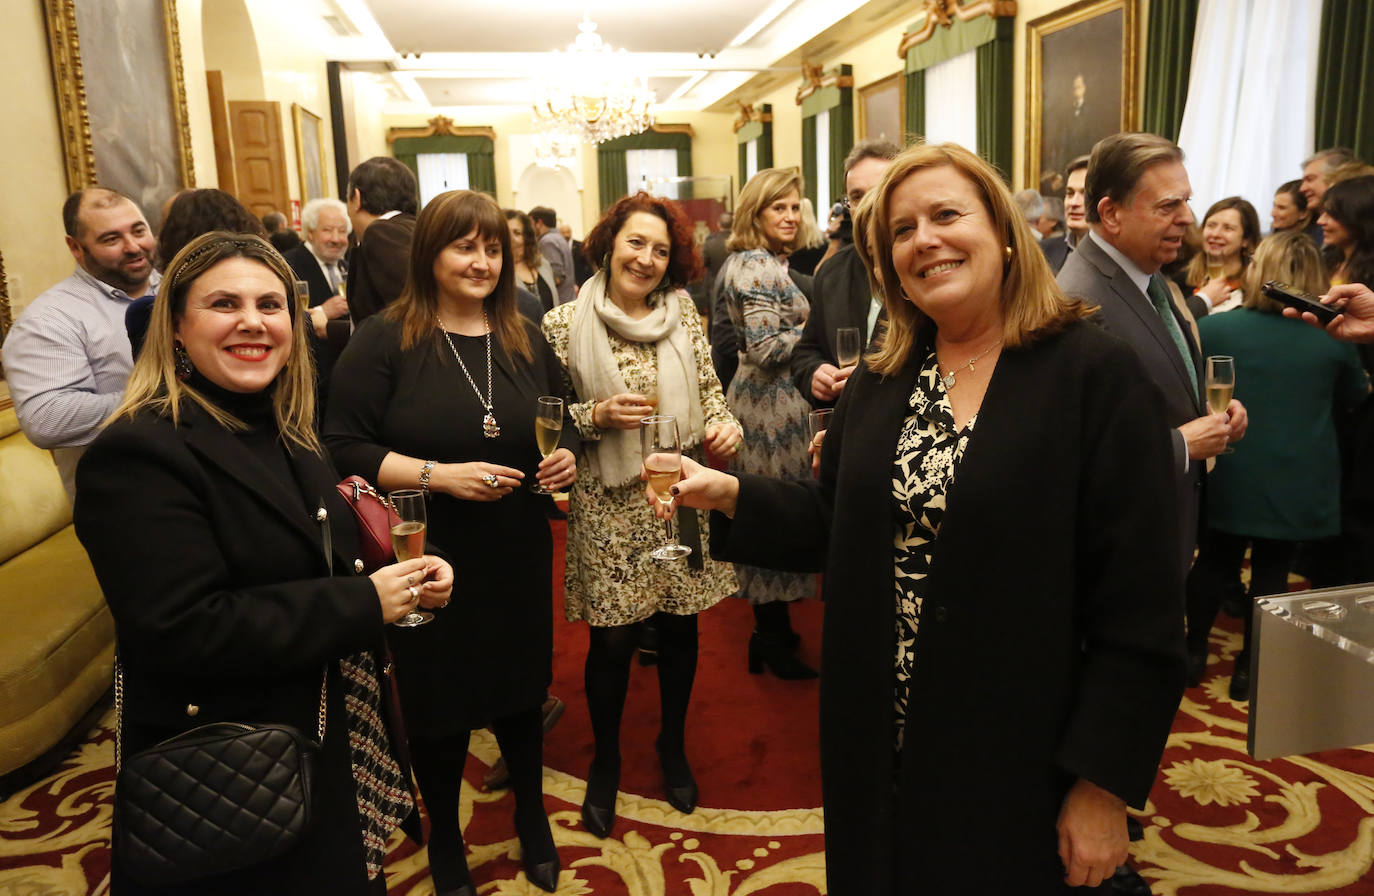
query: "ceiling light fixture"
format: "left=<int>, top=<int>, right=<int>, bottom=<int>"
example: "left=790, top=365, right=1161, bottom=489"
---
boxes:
left=531, top=14, right=655, bottom=167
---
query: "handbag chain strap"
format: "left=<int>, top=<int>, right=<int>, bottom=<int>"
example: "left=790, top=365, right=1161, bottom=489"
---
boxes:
left=351, top=478, right=394, bottom=510
left=114, top=658, right=328, bottom=773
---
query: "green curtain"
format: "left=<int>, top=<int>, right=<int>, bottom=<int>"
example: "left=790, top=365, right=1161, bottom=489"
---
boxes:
left=739, top=143, right=748, bottom=189
left=974, top=18, right=1014, bottom=179
left=801, top=116, right=818, bottom=208
left=596, top=131, right=692, bottom=210
left=827, top=104, right=853, bottom=206
left=1142, top=0, right=1200, bottom=141
left=1316, top=0, right=1374, bottom=162
left=392, top=134, right=496, bottom=196
left=735, top=106, right=774, bottom=191
left=758, top=120, right=774, bottom=170
left=905, top=69, right=925, bottom=141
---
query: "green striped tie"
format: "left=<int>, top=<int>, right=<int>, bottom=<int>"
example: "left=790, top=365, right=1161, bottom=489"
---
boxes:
left=1146, top=276, right=1198, bottom=394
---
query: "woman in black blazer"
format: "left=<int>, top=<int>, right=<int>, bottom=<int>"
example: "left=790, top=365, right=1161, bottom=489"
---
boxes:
left=667, top=143, right=1187, bottom=894
left=74, top=232, right=452, bottom=894
left=325, top=190, right=577, bottom=895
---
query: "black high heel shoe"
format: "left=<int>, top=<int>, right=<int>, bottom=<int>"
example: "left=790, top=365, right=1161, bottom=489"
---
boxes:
left=656, top=741, right=698, bottom=814
left=515, top=809, right=560, bottom=893
left=581, top=761, right=619, bottom=839
left=747, top=631, right=818, bottom=679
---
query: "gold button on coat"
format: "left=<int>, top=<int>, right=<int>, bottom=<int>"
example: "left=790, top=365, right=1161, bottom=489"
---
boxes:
left=354, top=559, right=365, bottom=573
left=186, top=704, right=200, bottom=717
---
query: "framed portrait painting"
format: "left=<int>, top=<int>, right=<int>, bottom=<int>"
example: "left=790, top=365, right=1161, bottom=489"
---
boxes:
left=858, top=73, right=905, bottom=145
left=1025, top=0, right=1139, bottom=194
left=1, top=247, right=11, bottom=408
left=44, top=0, right=195, bottom=231
left=293, top=104, right=327, bottom=203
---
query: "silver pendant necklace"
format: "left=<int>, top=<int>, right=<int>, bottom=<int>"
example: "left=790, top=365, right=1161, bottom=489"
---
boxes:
left=939, top=341, right=1001, bottom=391
left=438, top=312, right=500, bottom=438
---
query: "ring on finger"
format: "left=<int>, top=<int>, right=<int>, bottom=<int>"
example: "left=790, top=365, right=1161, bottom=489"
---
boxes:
left=482, top=473, right=499, bottom=489
left=406, top=574, right=415, bottom=587
left=407, top=585, right=419, bottom=601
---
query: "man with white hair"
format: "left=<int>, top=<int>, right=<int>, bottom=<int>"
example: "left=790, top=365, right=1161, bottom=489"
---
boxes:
left=284, top=197, right=352, bottom=405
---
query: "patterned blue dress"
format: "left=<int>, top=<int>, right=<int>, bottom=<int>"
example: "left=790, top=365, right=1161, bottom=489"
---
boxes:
left=720, top=248, right=814, bottom=606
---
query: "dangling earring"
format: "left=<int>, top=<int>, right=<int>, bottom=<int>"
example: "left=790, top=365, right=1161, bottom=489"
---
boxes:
left=173, top=340, right=193, bottom=382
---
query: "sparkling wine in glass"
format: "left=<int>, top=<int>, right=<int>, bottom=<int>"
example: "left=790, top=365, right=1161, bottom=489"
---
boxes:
left=389, top=489, right=433, bottom=627
left=1206, top=355, right=1235, bottom=455
left=641, top=415, right=692, bottom=561
left=836, top=327, right=862, bottom=368
left=1205, top=253, right=1225, bottom=282
left=533, top=396, right=563, bottom=495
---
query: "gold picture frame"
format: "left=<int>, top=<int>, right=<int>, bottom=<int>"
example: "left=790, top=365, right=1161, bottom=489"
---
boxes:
left=1, top=247, right=11, bottom=409
left=43, top=0, right=195, bottom=229
left=1025, top=0, right=1139, bottom=192
left=858, top=72, right=906, bottom=144
left=293, top=104, right=328, bottom=203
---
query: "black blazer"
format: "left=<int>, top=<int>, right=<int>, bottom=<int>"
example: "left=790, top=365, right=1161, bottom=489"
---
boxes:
left=713, top=321, right=1186, bottom=895
left=282, top=244, right=337, bottom=308
left=1039, top=233, right=1072, bottom=274
left=347, top=213, right=416, bottom=323
left=1058, top=234, right=1206, bottom=564
left=789, top=243, right=876, bottom=406
left=74, top=406, right=417, bottom=893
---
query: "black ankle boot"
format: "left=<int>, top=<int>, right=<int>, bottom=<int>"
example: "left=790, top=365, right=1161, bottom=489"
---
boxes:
left=655, top=739, right=699, bottom=814
left=581, top=760, right=619, bottom=839
left=515, top=808, right=560, bottom=892
left=747, top=631, right=818, bottom=679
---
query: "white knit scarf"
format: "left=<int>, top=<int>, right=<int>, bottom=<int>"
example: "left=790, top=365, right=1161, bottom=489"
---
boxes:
left=566, top=270, right=703, bottom=487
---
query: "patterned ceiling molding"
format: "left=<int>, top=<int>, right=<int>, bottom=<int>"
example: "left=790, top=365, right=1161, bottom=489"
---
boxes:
left=897, top=0, right=1018, bottom=57
left=795, top=63, right=854, bottom=105
left=386, top=116, right=496, bottom=143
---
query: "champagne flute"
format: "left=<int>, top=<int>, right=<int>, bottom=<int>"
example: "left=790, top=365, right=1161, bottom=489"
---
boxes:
left=1206, top=355, right=1235, bottom=455
left=836, top=327, right=862, bottom=368
left=532, top=396, right=563, bottom=495
left=808, top=408, right=833, bottom=440
left=641, top=415, right=692, bottom=561
left=1205, top=252, right=1225, bottom=282
left=388, top=489, right=434, bottom=627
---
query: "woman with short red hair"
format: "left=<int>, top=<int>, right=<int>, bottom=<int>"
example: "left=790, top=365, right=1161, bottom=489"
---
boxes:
left=542, top=191, right=742, bottom=840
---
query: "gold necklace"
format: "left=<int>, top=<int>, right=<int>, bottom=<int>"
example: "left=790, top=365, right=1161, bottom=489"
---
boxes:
left=938, top=341, right=1001, bottom=391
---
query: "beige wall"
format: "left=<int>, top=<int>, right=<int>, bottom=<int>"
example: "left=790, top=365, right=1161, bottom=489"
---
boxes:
left=1, top=1, right=77, bottom=315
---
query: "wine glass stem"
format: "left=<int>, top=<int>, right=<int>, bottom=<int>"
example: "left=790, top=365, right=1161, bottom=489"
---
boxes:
left=661, top=505, right=675, bottom=547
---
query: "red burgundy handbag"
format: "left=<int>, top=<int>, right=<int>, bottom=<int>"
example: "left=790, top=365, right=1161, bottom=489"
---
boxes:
left=336, top=475, right=395, bottom=573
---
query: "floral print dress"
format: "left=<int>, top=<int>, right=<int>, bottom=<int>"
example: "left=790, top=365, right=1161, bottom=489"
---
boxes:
left=543, top=292, right=740, bottom=627
left=892, top=352, right=977, bottom=755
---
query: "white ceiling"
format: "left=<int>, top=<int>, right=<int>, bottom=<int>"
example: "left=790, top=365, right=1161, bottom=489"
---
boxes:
left=301, top=0, right=919, bottom=113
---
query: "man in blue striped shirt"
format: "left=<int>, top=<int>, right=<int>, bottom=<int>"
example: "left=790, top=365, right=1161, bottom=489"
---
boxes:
left=5, top=188, right=158, bottom=498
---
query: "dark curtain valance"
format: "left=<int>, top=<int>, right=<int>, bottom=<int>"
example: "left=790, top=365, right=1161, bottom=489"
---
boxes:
left=904, top=13, right=997, bottom=73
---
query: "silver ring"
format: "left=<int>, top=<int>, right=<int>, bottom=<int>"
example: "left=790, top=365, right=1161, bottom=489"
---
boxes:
left=407, top=585, right=419, bottom=601
left=482, top=473, right=499, bottom=489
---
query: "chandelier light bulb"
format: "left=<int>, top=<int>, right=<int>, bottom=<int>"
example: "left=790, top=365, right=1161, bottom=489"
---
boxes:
left=531, top=14, right=655, bottom=153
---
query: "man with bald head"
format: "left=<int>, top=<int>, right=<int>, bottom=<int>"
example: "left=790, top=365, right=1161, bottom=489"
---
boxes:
left=5, top=188, right=159, bottom=497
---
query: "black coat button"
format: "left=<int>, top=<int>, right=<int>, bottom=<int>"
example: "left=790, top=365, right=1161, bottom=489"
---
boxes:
left=932, top=605, right=949, bottom=623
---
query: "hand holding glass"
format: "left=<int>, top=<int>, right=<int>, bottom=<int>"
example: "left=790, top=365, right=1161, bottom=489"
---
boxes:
left=1206, top=355, right=1235, bottom=454
left=388, top=489, right=433, bottom=627
left=641, top=415, right=692, bottom=561
left=533, top=396, right=563, bottom=494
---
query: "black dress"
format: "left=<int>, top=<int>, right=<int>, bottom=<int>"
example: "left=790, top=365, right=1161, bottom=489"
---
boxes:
left=324, top=314, right=577, bottom=734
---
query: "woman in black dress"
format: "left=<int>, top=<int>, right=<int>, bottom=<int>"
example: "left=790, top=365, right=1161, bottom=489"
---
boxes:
left=325, top=191, right=578, bottom=895
left=76, top=232, right=451, bottom=894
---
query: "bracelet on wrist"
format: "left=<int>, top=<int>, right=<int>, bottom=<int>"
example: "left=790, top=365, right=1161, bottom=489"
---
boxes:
left=418, top=460, right=437, bottom=496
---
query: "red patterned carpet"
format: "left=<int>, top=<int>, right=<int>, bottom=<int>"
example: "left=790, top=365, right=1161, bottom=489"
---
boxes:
left=3, top=519, right=1373, bottom=894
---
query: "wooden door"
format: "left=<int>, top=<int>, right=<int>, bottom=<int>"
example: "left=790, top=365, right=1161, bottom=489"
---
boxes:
left=229, top=101, right=290, bottom=218
left=206, top=71, right=237, bottom=195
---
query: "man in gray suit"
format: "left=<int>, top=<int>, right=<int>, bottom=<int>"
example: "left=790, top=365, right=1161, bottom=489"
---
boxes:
left=1056, top=134, right=1249, bottom=895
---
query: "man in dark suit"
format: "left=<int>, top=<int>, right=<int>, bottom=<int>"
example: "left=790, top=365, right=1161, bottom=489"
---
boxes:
left=262, top=210, right=302, bottom=252
left=285, top=198, right=352, bottom=405
left=1040, top=155, right=1091, bottom=274
left=1057, top=133, right=1249, bottom=895
left=689, top=212, right=732, bottom=317
left=345, top=157, right=418, bottom=323
left=790, top=139, right=899, bottom=407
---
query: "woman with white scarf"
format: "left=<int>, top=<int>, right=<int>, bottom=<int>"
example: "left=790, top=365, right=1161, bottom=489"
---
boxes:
left=542, top=192, right=742, bottom=841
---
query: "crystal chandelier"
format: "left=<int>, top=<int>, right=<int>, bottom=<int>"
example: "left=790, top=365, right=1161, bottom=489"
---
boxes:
left=531, top=15, right=655, bottom=166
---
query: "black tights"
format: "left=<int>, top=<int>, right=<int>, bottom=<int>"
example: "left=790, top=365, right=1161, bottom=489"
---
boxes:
left=1186, top=531, right=1297, bottom=662
left=409, top=705, right=546, bottom=889
left=585, top=611, right=699, bottom=769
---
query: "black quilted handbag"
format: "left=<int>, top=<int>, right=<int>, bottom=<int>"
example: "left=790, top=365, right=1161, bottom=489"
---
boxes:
left=111, top=661, right=326, bottom=886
